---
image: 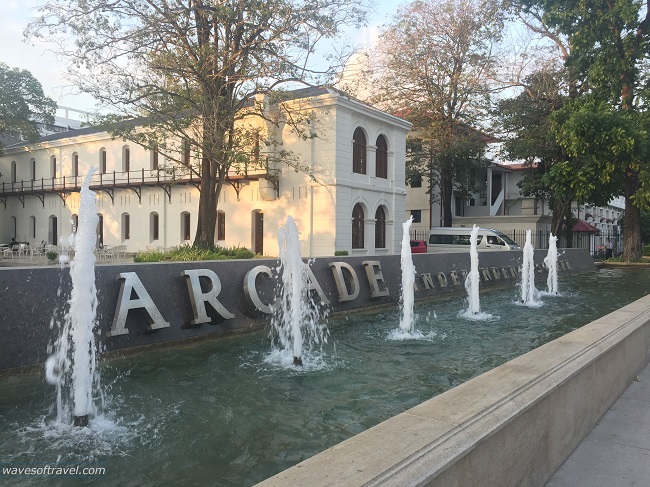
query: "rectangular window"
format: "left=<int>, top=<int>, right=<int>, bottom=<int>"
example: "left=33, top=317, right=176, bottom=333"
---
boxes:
left=152, top=149, right=159, bottom=170
left=410, top=175, right=422, bottom=187
left=73, top=154, right=79, bottom=177
left=152, top=213, right=159, bottom=241
left=217, top=212, right=225, bottom=240
left=410, top=210, right=422, bottom=223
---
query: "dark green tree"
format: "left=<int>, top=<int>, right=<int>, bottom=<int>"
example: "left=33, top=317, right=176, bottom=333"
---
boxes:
left=28, top=0, right=367, bottom=248
left=0, top=64, right=57, bottom=153
left=517, top=0, right=650, bottom=260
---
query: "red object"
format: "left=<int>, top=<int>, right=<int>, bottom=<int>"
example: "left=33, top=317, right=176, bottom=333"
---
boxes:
left=572, top=218, right=600, bottom=234
left=410, top=240, right=427, bottom=253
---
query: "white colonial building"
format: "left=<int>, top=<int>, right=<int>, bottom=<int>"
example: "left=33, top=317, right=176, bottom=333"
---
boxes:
left=0, top=87, right=411, bottom=257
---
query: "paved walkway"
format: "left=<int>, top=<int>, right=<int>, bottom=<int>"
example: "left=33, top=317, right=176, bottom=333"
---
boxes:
left=546, top=362, right=650, bottom=487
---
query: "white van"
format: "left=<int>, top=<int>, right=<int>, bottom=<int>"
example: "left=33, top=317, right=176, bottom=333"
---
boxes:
left=426, top=227, right=521, bottom=253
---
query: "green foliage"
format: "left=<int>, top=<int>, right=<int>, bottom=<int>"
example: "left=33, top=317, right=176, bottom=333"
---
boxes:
left=516, top=0, right=650, bottom=259
left=45, top=250, right=58, bottom=261
left=551, top=98, right=648, bottom=206
left=0, top=64, right=56, bottom=153
left=133, top=245, right=254, bottom=263
left=643, top=244, right=650, bottom=256
left=334, top=250, right=348, bottom=256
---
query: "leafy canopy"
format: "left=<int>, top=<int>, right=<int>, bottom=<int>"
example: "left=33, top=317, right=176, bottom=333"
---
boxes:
left=0, top=64, right=57, bottom=152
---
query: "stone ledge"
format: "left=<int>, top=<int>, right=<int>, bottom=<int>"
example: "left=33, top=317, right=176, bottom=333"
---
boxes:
left=255, top=294, right=650, bottom=487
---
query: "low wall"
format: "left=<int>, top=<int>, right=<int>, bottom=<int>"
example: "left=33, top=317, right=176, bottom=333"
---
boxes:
left=0, top=249, right=592, bottom=370
left=255, top=293, right=650, bottom=487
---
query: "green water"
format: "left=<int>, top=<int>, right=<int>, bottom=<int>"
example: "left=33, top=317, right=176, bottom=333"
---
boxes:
left=0, top=267, right=648, bottom=486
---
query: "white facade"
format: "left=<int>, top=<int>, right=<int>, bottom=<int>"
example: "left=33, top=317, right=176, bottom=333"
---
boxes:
left=405, top=160, right=623, bottom=251
left=405, top=162, right=552, bottom=239
left=0, top=88, right=411, bottom=257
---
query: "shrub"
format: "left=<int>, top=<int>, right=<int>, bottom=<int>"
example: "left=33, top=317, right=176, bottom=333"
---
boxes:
left=334, top=250, right=349, bottom=256
left=133, top=244, right=255, bottom=262
left=643, top=244, right=650, bottom=256
left=46, top=250, right=58, bottom=261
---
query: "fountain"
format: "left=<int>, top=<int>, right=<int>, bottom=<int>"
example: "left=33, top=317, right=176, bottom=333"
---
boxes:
left=44, top=169, right=100, bottom=427
left=520, top=229, right=541, bottom=306
left=269, top=215, right=328, bottom=367
left=463, top=225, right=481, bottom=317
left=1, top=267, right=647, bottom=485
left=544, top=233, right=559, bottom=295
left=398, top=216, right=416, bottom=334
left=388, top=216, right=433, bottom=340
left=460, top=225, right=493, bottom=320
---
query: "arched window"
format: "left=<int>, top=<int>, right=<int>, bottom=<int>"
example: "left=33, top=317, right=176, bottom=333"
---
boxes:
left=30, top=159, right=36, bottom=181
left=122, top=213, right=130, bottom=240
left=150, top=212, right=160, bottom=241
left=10, top=161, right=16, bottom=183
left=72, top=152, right=79, bottom=178
left=71, top=214, right=79, bottom=233
left=50, top=155, right=57, bottom=179
left=99, top=148, right=107, bottom=174
left=217, top=210, right=226, bottom=241
left=181, top=211, right=191, bottom=241
left=352, top=203, right=364, bottom=249
left=30, top=216, right=36, bottom=239
left=352, top=127, right=367, bottom=174
left=48, top=215, right=58, bottom=245
left=375, top=206, right=386, bottom=249
left=122, top=146, right=130, bottom=173
left=376, top=135, right=388, bottom=179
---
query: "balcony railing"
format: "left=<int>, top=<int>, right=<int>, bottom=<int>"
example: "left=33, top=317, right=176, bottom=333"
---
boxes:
left=0, top=163, right=269, bottom=195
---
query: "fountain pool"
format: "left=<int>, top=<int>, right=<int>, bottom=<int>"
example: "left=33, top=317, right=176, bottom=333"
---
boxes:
left=0, top=267, right=648, bottom=486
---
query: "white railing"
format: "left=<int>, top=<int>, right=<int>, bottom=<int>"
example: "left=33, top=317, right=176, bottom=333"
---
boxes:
left=0, top=164, right=268, bottom=194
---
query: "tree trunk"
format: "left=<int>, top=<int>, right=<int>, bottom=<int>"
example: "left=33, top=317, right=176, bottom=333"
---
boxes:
left=441, top=165, right=453, bottom=227
left=194, top=155, right=218, bottom=248
left=623, top=168, right=642, bottom=260
left=563, top=204, right=573, bottom=248
left=551, top=198, right=564, bottom=238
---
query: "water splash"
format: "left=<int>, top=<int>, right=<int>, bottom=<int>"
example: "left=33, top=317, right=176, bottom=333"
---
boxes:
left=45, top=169, right=101, bottom=426
left=460, top=225, right=493, bottom=320
left=268, top=216, right=328, bottom=367
left=543, top=233, right=559, bottom=295
left=398, top=217, right=416, bottom=334
left=520, top=229, right=542, bottom=307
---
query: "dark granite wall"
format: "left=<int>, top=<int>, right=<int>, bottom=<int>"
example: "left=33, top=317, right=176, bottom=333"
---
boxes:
left=0, top=249, right=593, bottom=370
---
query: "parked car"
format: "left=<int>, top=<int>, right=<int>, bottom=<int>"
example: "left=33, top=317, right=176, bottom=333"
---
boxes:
left=410, top=240, right=427, bottom=253
left=426, top=227, right=520, bottom=253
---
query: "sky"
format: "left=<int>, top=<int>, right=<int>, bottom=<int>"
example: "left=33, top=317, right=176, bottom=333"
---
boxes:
left=2, top=0, right=400, bottom=120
